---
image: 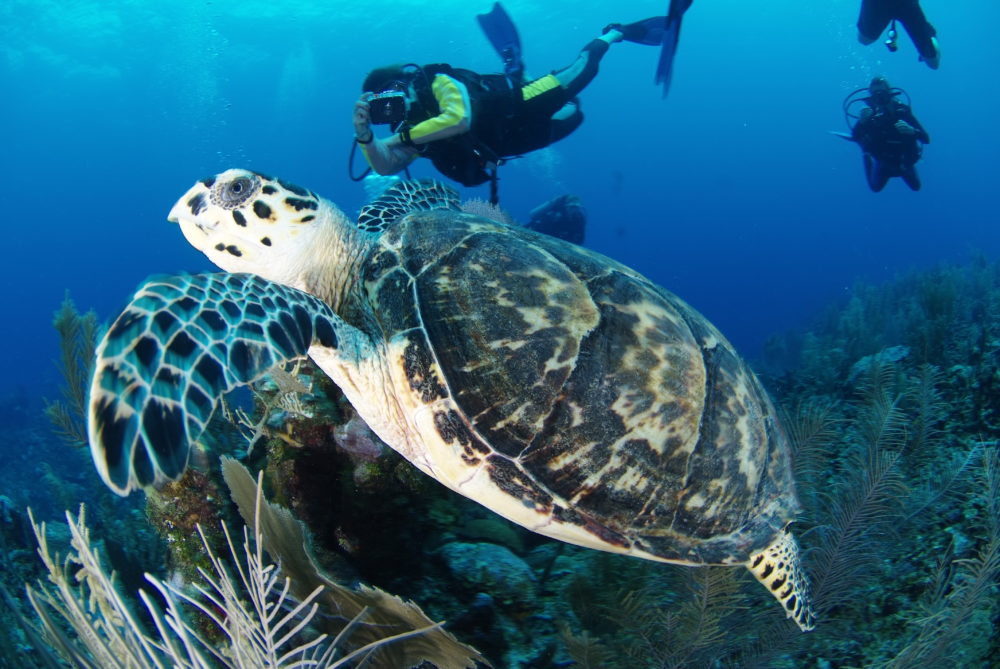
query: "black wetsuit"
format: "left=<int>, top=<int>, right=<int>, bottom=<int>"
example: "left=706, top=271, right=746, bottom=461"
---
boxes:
left=858, top=0, right=937, bottom=61
left=400, top=40, right=611, bottom=187
left=851, top=99, right=929, bottom=192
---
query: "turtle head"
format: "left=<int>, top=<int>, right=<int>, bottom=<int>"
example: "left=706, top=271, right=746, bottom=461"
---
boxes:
left=168, top=169, right=352, bottom=285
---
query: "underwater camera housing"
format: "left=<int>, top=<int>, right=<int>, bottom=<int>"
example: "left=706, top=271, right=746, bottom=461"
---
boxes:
left=884, top=20, right=899, bottom=52
left=884, top=28, right=898, bottom=52
left=368, top=91, right=406, bottom=125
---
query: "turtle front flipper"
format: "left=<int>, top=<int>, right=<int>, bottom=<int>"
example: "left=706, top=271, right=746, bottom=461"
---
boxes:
left=746, top=527, right=816, bottom=631
left=357, top=179, right=461, bottom=233
left=87, top=273, right=351, bottom=496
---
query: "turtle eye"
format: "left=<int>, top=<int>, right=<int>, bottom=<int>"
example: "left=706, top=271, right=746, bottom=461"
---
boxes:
left=213, top=175, right=260, bottom=210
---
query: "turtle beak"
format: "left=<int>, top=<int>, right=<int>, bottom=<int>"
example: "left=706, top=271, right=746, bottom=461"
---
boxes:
left=168, top=184, right=216, bottom=233
left=168, top=183, right=222, bottom=256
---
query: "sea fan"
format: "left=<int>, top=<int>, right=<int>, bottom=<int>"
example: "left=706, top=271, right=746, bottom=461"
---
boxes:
left=23, top=466, right=478, bottom=668
left=219, top=458, right=483, bottom=669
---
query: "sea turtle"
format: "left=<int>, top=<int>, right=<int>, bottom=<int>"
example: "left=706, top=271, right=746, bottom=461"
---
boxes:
left=88, top=170, right=815, bottom=630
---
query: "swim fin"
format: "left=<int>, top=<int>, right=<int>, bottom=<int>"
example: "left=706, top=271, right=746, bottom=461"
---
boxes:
left=655, top=0, right=694, bottom=98
left=604, top=17, right=668, bottom=46
left=477, top=2, right=524, bottom=81
left=829, top=130, right=857, bottom=142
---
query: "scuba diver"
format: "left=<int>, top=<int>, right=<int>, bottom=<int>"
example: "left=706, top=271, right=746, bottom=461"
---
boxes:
left=857, top=0, right=940, bottom=69
left=842, top=76, right=930, bottom=192
left=350, top=3, right=668, bottom=203
left=525, top=194, right=587, bottom=245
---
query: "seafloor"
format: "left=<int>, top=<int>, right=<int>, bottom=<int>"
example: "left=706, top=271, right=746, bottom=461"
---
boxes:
left=1, top=256, right=998, bottom=668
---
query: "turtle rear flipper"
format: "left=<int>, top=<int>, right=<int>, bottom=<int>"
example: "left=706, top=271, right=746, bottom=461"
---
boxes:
left=87, top=273, right=360, bottom=496
left=747, top=527, right=816, bottom=631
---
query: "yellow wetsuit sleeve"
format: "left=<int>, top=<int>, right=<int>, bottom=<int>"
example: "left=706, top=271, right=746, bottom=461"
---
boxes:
left=407, top=74, right=471, bottom=143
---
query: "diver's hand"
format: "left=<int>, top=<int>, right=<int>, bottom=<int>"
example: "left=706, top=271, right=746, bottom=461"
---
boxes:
left=354, top=95, right=374, bottom=142
left=895, top=120, right=916, bottom=135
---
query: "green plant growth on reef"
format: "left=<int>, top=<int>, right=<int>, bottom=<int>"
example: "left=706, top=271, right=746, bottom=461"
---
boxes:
left=36, top=260, right=1000, bottom=667
left=23, top=462, right=484, bottom=669
left=144, top=469, right=230, bottom=586
left=45, top=294, right=98, bottom=448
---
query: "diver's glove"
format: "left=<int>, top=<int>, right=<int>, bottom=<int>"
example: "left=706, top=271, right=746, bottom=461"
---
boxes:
left=894, top=120, right=916, bottom=135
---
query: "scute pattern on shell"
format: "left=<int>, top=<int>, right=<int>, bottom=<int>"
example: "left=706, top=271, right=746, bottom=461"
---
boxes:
left=366, top=210, right=798, bottom=565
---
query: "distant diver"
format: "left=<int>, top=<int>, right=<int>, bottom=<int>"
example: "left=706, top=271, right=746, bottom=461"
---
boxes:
left=350, top=3, right=663, bottom=204
left=841, top=76, right=930, bottom=192
left=525, top=194, right=587, bottom=245
left=856, top=0, right=940, bottom=69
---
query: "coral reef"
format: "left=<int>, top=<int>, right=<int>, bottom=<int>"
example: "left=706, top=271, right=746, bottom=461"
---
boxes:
left=28, top=258, right=1000, bottom=667
left=439, top=542, right=538, bottom=613
left=21, top=463, right=483, bottom=669
left=144, top=468, right=230, bottom=584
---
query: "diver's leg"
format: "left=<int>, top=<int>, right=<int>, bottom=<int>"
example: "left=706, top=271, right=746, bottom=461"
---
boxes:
left=552, top=37, right=614, bottom=98
left=871, top=159, right=891, bottom=192
left=898, top=2, right=940, bottom=68
left=857, top=0, right=891, bottom=45
left=901, top=164, right=922, bottom=190
left=511, top=32, right=613, bottom=151
left=863, top=154, right=890, bottom=192
left=516, top=36, right=610, bottom=120
left=549, top=99, right=584, bottom=144
left=863, top=153, right=878, bottom=191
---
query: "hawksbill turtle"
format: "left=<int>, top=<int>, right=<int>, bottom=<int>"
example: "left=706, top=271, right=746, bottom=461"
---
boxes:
left=88, top=170, right=815, bottom=630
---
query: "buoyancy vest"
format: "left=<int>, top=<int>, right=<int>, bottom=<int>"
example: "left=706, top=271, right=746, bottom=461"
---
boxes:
left=404, top=64, right=557, bottom=186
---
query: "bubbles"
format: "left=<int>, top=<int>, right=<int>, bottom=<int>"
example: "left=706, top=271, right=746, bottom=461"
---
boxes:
left=275, top=40, right=319, bottom=124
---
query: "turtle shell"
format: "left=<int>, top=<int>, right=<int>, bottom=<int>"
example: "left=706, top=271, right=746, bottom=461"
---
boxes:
left=362, top=209, right=798, bottom=566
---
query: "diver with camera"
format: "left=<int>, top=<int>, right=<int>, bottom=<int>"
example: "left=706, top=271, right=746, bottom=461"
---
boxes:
left=351, top=5, right=668, bottom=204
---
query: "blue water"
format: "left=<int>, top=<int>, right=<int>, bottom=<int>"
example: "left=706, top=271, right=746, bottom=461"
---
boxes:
left=1, top=0, right=997, bottom=399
